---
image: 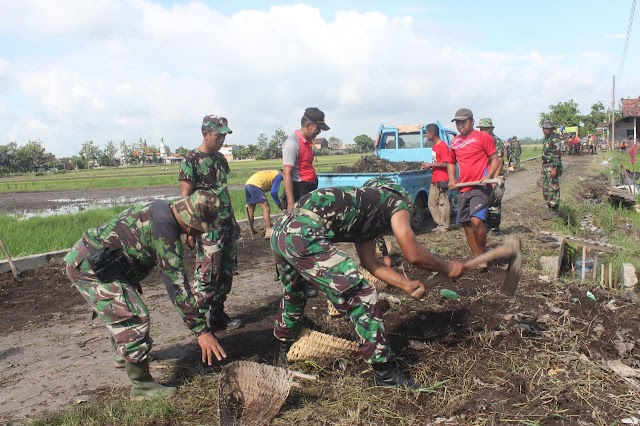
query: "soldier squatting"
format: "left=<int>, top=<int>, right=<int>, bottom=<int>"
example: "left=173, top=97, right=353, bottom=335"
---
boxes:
left=65, top=108, right=562, bottom=398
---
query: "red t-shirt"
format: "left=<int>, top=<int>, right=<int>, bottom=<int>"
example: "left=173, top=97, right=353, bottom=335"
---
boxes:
left=450, top=130, right=497, bottom=193
left=431, top=141, right=453, bottom=183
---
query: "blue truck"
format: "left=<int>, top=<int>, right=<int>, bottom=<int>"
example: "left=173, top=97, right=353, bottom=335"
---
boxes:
left=317, top=122, right=457, bottom=230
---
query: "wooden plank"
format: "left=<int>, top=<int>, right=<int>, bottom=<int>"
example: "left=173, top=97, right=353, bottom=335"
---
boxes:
left=564, top=237, right=620, bottom=253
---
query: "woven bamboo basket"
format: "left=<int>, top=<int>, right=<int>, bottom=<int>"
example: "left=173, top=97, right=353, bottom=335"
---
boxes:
left=357, top=265, right=389, bottom=292
left=287, top=328, right=359, bottom=362
left=218, top=361, right=294, bottom=426
left=327, top=300, right=341, bottom=317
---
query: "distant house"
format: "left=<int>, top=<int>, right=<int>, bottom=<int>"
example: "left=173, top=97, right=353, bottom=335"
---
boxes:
left=312, top=138, right=329, bottom=151
left=220, top=144, right=234, bottom=162
left=604, top=97, right=640, bottom=144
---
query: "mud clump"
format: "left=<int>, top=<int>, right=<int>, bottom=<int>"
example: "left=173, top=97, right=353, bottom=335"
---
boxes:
left=333, top=155, right=423, bottom=173
left=578, top=173, right=608, bottom=200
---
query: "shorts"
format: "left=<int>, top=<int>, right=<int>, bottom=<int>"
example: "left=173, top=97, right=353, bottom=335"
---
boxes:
left=456, top=187, right=491, bottom=224
left=245, top=184, right=267, bottom=205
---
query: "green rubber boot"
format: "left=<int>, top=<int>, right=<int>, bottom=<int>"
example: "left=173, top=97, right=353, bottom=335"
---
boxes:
left=125, top=359, right=177, bottom=401
left=109, top=335, right=125, bottom=369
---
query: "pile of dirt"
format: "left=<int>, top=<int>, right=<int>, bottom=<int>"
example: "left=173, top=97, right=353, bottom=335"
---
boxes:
left=333, top=155, right=422, bottom=173
left=577, top=173, right=608, bottom=200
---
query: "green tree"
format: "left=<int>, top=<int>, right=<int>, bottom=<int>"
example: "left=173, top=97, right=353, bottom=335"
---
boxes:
left=175, top=146, right=189, bottom=156
left=328, top=136, right=342, bottom=150
left=0, top=142, right=17, bottom=175
left=80, top=140, right=99, bottom=169
left=267, top=127, right=287, bottom=159
left=579, top=101, right=608, bottom=136
left=104, top=139, right=118, bottom=165
left=14, top=141, right=48, bottom=172
left=256, top=132, right=269, bottom=160
left=119, top=140, right=131, bottom=166
left=539, top=99, right=581, bottom=128
left=353, top=134, right=375, bottom=153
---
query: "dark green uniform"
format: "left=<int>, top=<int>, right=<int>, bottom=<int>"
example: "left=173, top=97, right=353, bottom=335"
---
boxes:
left=542, top=132, right=563, bottom=208
left=179, top=150, right=237, bottom=307
left=272, top=186, right=411, bottom=364
left=65, top=199, right=220, bottom=363
left=487, top=135, right=505, bottom=232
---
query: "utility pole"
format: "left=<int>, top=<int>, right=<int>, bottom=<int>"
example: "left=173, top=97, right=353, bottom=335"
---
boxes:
left=611, top=75, right=616, bottom=150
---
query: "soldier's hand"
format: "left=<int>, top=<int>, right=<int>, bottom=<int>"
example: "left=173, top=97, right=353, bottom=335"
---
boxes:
left=406, top=280, right=427, bottom=299
left=446, top=261, right=464, bottom=279
left=198, top=331, right=227, bottom=365
left=421, top=162, right=432, bottom=170
left=550, top=167, right=557, bottom=178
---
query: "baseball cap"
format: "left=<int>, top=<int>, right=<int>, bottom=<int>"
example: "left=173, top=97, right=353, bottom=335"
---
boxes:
left=303, top=107, right=330, bottom=131
left=202, top=115, right=233, bottom=134
left=172, top=190, right=221, bottom=233
left=477, top=118, right=494, bottom=128
left=451, top=108, right=474, bottom=122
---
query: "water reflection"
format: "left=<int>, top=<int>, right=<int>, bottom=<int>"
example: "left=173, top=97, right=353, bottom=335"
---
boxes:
left=15, top=195, right=179, bottom=219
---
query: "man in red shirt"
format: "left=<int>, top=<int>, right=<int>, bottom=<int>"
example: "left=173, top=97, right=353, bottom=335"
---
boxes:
left=281, top=107, right=330, bottom=297
left=448, top=109, right=501, bottom=268
left=421, top=123, right=455, bottom=232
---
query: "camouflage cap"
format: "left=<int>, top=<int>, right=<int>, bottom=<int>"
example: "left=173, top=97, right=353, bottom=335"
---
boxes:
left=541, top=120, right=555, bottom=129
left=477, top=118, right=494, bottom=128
left=202, top=115, right=233, bottom=135
left=362, top=176, right=413, bottom=210
left=512, top=135, right=518, bottom=140
left=172, top=190, right=220, bottom=233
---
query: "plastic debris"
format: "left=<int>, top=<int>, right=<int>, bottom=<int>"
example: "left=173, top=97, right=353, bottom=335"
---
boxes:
left=440, top=289, right=460, bottom=300
left=586, top=291, right=596, bottom=301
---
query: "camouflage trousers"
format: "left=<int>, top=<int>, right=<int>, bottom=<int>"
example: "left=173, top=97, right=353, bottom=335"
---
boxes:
left=542, top=165, right=560, bottom=208
left=194, top=225, right=237, bottom=312
left=65, top=240, right=151, bottom=363
left=271, top=215, right=392, bottom=364
left=509, top=153, right=521, bottom=170
left=487, top=181, right=505, bottom=230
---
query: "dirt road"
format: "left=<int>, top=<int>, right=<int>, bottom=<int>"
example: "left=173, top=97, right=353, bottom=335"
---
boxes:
left=5, top=154, right=631, bottom=425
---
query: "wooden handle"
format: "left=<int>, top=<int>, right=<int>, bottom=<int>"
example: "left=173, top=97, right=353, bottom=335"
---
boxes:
left=0, top=238, right=18, bottom=278
left=290, top=371, right=318, bottom=381
left=454, top=178, right=501, bottom=188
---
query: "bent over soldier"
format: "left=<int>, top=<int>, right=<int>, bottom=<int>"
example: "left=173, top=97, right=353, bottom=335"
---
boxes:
left=65, top=191, right=227, bottom=400
left=272, top=178, right=464, bottom=390
left=541, top=121, right=563, bottom=219
left=180, top=115, right=243, bottom=331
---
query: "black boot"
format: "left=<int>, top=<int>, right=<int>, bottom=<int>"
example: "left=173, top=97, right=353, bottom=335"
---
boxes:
left=372, top=360, right=423, bottom=391
left=305, top=285, right=318, bottom=298
left=276, top=341, right=292, bottom=369
left=208, top=302, right=243, bottom=331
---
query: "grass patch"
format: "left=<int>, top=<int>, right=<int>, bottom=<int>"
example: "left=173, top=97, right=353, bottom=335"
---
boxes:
left=0, top=154, right=367, bottom=193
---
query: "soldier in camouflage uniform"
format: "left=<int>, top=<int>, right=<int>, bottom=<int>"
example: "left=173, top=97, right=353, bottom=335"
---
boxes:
left=179, top=115, right=243, bottom=331
left=477, top=118, right=505, bottom=234
left=509, top=135, right=522, bottom=171
left=540, top=121, right=563, bottom=219
left=65, top=191, right=228, bottom=400
left=272, top=177, right=464, bottom=390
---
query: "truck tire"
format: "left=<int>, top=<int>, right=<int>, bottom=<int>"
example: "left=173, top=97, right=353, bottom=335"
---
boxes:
left=411, top=194, right=427, bottom=231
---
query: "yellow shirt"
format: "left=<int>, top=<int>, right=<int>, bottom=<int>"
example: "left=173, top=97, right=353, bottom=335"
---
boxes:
left=245, top=170, right=280, bottom=191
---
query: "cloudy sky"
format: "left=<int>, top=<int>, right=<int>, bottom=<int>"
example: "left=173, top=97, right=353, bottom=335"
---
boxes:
left=0, top=0, right=638, bottom=157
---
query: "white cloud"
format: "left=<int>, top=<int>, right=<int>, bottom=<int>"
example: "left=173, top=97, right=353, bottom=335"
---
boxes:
left=0, top=1, right=618, bottom=157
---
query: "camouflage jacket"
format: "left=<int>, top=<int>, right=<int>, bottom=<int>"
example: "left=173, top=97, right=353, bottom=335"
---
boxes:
left=179, top=150, right=234, bottom=223
left=293, top=187, right=411, bottom=242
left=542, top=133, right=562, bottom=169
left=64, top=199, right=215, bottom=336
left=494, top=135, right=504, bottom=159
left=510, top=140, right=522, bottom=156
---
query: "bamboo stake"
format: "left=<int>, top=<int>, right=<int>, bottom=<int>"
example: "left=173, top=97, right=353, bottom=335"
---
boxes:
left=609, top=263, right=613, bottom=289
left=0, top=238, right=19, bottom=278
left=600, top=264, right=605, bottom=287
left=581, top=246, right=587, bottom=282
left=593, top=255, right=598, bottom=282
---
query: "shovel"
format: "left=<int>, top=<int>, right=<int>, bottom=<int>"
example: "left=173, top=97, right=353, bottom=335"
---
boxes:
left=413, top=236, right=522, bottom=297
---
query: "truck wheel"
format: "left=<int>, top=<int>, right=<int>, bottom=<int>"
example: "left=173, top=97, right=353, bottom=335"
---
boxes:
left=411, top=195, right=427, bottom=231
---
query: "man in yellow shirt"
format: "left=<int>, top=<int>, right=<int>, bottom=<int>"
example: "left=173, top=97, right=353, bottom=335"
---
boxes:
left=245, top=170, right=284, bottom=238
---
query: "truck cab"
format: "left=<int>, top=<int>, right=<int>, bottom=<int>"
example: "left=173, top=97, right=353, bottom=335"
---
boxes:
left=375, top=122, right=457, bottom=162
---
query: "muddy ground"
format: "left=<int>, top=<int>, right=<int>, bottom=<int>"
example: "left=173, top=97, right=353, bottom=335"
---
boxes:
left=2, top=155, right=640, bottom=425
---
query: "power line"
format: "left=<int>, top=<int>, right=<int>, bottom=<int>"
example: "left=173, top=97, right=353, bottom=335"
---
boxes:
left=618, top=0, right=637, bottom=79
